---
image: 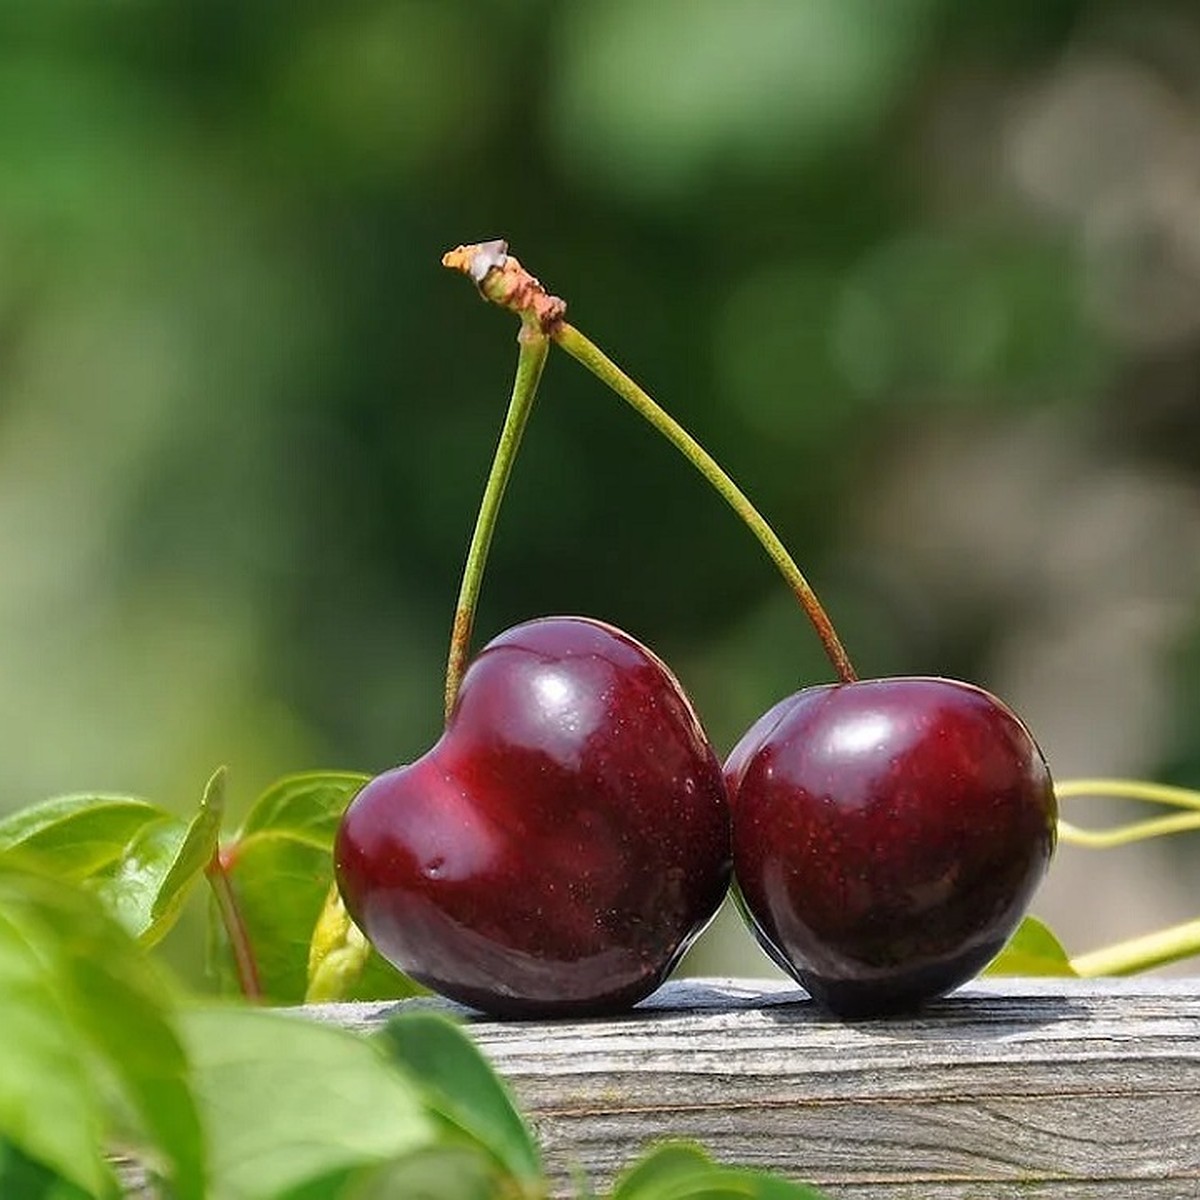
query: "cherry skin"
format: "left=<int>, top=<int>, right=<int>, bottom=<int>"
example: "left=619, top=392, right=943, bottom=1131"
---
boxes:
left=335, top=615, right=731, bottom=1018
left=726, top=677, right=1056, bottom=1017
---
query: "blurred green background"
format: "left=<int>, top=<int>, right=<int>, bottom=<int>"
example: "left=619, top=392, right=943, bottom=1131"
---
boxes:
left=4, top=0, right=1200, bottom=979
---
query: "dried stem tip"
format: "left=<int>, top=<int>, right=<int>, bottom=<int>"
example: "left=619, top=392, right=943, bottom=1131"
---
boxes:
left=442, top=240, right=567, bottom=334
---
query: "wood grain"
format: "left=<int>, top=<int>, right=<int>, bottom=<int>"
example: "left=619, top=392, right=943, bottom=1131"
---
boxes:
left=307, top=976, right=1200, bottom=1198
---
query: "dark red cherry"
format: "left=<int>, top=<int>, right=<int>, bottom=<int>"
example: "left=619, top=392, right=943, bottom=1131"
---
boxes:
left=335, top=615, right=731, bottom=1018
left=726, top=677, right=1056, bottom=1017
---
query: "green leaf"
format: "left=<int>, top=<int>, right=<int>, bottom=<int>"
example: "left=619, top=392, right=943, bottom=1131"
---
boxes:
left=0, top=772, right=225, bottom=947
left=0, top=909, right=110, bottom=1196
left=239, top=771, right=370, bottom=846
left=0, top=864, right=205, bottom=1200
left=210, top=771, right=415, bottom=1003
left=145, top=766, right=226, bottom=939
left=666, top=1172, right=829, bottom=1199
left=613, top=1143, right=829, bottom=1200
left=0, top=793, right=167, bottom=880
left=376, top=1011, right=540, bottom=1185
left=180, top=1006, right=435, bottom=1200
left=985, top=916, right=1077, bottom=977
left=212, top=830, right=416, bottom=1003
left=90, top=814, right=190, bottom=941
left=352, top=1147, right=502, bottom=1200
left=208, top=832, right=318, bottom=1002
left=0, top=1139, right=96, bottom=1200
left=305, top=884, right=372, bottom=1003
left=611, top=1142, right=715, bottom=1197
left=271, top=1147, right=501, bottom=1200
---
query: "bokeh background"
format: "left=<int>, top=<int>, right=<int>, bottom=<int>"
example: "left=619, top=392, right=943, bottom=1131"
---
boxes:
left=3, top=0, right=1200, bottom=981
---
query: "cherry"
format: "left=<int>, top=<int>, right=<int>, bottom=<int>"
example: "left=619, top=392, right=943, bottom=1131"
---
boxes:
left=725, top=677, right=1057, bottom=1017
left=335, top=615, right=731, bottom=1018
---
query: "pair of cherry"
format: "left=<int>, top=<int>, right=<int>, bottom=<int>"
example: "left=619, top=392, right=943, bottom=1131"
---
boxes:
left=334, top=244, right=1057, bottom=1020
left=336, top=615, right=1056, bottom=1019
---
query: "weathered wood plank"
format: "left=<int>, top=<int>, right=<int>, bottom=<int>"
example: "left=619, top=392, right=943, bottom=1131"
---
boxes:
left=309, top=977, right=1200, bottom=1198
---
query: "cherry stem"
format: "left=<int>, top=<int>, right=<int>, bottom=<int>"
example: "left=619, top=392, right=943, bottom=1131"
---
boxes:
left=443, top=323, right=550, bottom=718
left=205, top=846, right=263, bottom=1002
left=1071, top=916, right=1200, bottom=977
left=553, top=323, right=857, bottom=683
left=441, top=240, right=857, bottom=685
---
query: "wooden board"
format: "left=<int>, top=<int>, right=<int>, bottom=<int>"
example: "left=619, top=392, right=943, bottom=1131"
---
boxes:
left=307, top=976, right=1200, bottom=1198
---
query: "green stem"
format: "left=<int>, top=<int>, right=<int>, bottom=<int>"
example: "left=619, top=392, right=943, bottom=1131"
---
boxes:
left=444, top=324, right=550, bottom=717
left=552, top=322, right=857, bottom=684
left=1071, top=916, right=1200, bottom=977
left=1056, top=778, right=1200, bottom=812
left=1058, top=812, right=1200, bottom=849
left=205, top=846, right=262, bottom=1002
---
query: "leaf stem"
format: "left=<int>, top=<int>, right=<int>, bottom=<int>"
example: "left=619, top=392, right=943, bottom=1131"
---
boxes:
left=441, top=240, right=857, bottom=684
left=205, top=846, right=263, bottom=1002
left=1058, top=812, right=1200, bottom=848
left=444, top=325, right=550, bottom=717
left=1071, top=916, right=1200, bottom=977
left=1055, top=778, right=1200, bottom=845
left=1055, top=778, right=1200, bottom=812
